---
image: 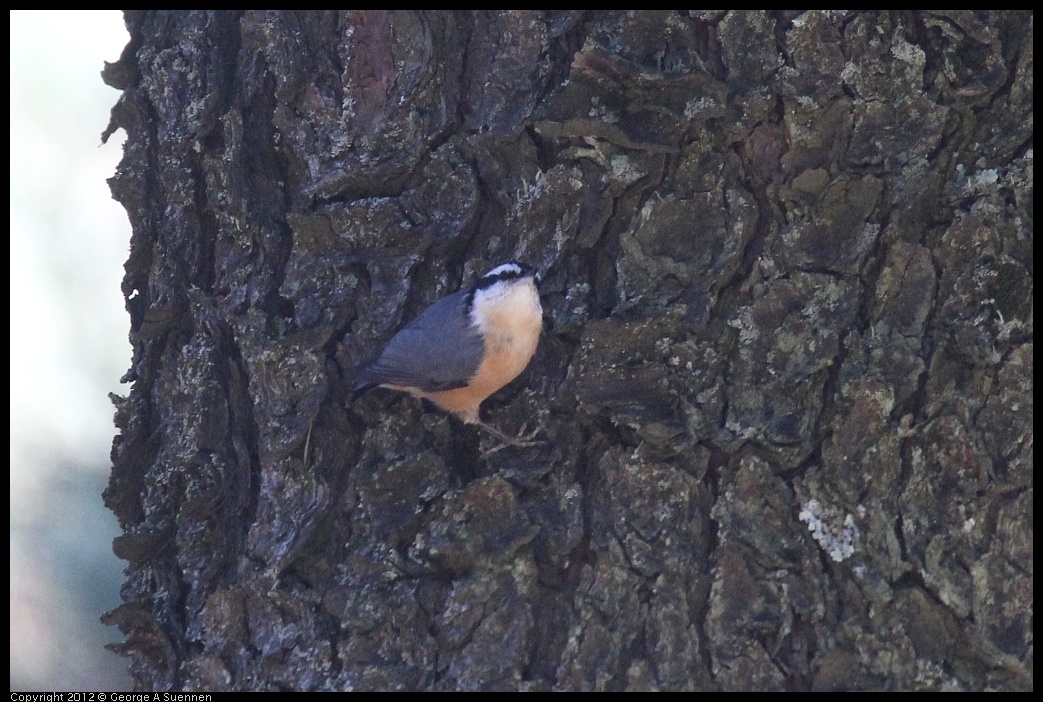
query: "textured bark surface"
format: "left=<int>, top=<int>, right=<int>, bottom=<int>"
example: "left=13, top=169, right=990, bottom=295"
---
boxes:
left=104, top=11, right=1032, bottom=691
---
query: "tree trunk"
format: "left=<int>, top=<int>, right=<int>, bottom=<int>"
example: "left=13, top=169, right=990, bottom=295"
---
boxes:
left=103, top=10, right=1032, bottom=691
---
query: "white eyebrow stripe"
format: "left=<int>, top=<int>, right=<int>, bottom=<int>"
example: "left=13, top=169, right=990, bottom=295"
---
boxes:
left=483, top=263, right=523, bottom=278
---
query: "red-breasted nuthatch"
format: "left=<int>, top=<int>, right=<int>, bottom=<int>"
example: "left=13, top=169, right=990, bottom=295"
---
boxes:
left=353, top=262, right=543, bottom=445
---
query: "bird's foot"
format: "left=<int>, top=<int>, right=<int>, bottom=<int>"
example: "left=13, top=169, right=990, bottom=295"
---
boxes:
left=475, top=420, right=544, bottom=458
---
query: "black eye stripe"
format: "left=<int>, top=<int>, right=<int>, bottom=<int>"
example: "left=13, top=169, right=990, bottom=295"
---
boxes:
left=464, top=262, right=539, bottom=312
left=473, top=262, right=536, bottom=291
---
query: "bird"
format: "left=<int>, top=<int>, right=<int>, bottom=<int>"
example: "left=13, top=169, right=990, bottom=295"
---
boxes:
left=352, top=262, right=543, bottom=446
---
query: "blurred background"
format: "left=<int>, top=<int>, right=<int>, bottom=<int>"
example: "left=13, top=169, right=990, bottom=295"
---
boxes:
left=10, top=11, right=133, bottom=691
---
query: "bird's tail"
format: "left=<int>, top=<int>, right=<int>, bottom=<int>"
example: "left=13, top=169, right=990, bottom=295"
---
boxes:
left=350, top=372, right=377, bottom=402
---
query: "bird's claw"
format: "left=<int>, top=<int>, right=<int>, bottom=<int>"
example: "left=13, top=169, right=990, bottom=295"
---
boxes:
left=476, top=420, right=544, bottom=458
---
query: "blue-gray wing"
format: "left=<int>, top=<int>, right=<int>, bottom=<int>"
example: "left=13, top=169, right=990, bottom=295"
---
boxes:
left=353, top=289, right=484, bottom=394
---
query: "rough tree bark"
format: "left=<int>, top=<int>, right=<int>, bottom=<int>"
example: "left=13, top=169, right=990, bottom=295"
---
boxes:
left=103, top=10, right=1032, bottom=691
